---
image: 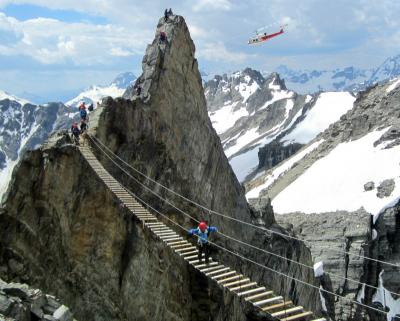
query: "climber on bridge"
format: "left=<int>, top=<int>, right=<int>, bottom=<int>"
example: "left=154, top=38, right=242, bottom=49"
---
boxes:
left=188, top=222, right=218, bottom=264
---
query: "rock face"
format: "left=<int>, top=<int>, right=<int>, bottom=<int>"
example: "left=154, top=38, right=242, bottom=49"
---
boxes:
left=257, top=141, right=303, bottom=172
left=0, top=15, right=321, bottom=321
left=276, top=210, right=373, bottom=321
left=0, top=277, right=75, bottom=321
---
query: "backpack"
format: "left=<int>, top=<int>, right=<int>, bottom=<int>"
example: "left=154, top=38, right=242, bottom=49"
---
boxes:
left=88, top=104, right=94, bottom=112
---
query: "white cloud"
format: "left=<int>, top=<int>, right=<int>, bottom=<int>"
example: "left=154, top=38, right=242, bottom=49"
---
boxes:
left=110, top=47, right=133, bottom=57
left=193, top=0, right=232, bottom=12
left=198, top=42, right=252, bottom=63
left=0, top=13, right=149, bottom=65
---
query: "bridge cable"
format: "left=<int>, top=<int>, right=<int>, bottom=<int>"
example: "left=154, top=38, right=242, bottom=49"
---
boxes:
left=89, top=135, right=400, bottom=270
left=109, top=176, right=391, bottom=319
left=88, top=135, right=400, bottom=299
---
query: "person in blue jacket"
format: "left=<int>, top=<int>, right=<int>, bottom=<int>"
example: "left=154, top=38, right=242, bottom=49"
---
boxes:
left=188, top=221, right=217, bottom=264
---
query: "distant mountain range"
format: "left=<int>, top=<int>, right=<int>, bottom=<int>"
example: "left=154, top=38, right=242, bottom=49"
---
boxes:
left=0, top=72, right=136, bottom=198
left=204, top=69, right=356, bottom=182
left=274, top=54, right=400, bottom=93
left=66, top=72, right=136, bottom=108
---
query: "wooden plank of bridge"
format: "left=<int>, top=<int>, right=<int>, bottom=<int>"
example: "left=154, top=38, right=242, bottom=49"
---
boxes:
left=279, top=311, right=313, bottom=321
left=261, top=300, right=293, bottom=312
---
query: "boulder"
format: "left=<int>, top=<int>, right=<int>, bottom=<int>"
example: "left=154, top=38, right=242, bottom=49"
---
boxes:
left=376, top=179, right=395, bottom=198
left=364, top=181, right=375, bottom=191
left=53, top=305, right=73, bottom=321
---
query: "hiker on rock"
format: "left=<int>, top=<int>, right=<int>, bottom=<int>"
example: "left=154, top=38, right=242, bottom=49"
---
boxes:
left=79, top=102, right=86, bottom=110
left=160, top=31, right=167, bottom=43
left=164, top=9, right=168, bottom=21
left=70, top=122, right=81, bottom=145
left=188, top=221, right=218, bottom=264
left=80, top=119, right=88, bottom=133
left=88, top=103, right=94, bottom=112
left=80, top=107, right=87, bottom=121
left=168, top=8, right=173, bottom=16
left=136, top=85, right=142, bottom=96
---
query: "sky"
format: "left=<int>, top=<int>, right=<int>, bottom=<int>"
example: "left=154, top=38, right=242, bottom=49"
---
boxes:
left=0, top=0, right=399, bottom=101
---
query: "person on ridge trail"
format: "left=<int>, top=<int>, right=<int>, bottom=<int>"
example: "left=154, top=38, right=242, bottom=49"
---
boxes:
left=80, top=107, right=87, bottom=121
left=70, top=122, right=81, bottom=145
left=188, top=221, right=218, bottom=264
left=159, top=31, right=167, bottom=43
left=80, top=119, right=88, bottom=133
left=164, top=8, right=168, bottom=21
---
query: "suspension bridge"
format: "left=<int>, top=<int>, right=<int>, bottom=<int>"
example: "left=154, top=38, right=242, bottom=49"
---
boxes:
left=77, top=133, right=399, bottom=321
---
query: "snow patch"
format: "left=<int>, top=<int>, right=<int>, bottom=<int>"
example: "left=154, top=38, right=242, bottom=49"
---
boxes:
left=319, top=286, right=328, bottom=312
left=258, top=90, right=294, bottom=112
left=314, top=261, right=324, bottom=277
left=0, top=90, right=30, bottom=106
left=229, top=147, right=260, bottom=182
left=356, top=283, right=366, bottom=303
left=373, top=271, right=400, bottom=321
left=225, top=128, right=260, bottom=158
left=386, top=78, right=400, bottom=93
left=272, top=128, right=400, bottom=219
left=66, top=84, right=125, bottom=108
left=0, top=158, right=17, bottom=199
left=209, top=102, right=247, bottom=134
left=372, top=229, right=378, bottom=240
left=284, top=92, right=355, bottom=144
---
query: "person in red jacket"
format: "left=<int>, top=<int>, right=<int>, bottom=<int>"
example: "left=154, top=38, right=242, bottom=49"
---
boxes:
left=188, top=221, right=218, bottom=264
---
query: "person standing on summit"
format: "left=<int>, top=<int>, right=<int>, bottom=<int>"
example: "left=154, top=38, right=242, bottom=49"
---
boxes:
left=188, top=221, right=218, bottom=264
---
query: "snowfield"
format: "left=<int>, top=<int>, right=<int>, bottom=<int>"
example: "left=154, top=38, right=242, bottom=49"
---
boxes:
left=272, top=128, right=400, bottom=221
left=386, top=78, right=400, bottom=93
left=246, top=139, right=324, bottom=198
left=284, top=92, right=355, bottom=144
left=210, top=102, right=247, bottom=135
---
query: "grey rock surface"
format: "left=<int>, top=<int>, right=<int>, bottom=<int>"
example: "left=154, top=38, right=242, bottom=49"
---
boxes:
left=0, top=278, right=74, bottom=321
left=364, top=181, right=375, bottom=191
left=276, top=210, right=372, bottom=320
left=376, top=179, right=395, bottom=198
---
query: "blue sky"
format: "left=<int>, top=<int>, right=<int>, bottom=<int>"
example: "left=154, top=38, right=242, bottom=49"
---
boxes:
left=0, top=0, right=399, bottom=101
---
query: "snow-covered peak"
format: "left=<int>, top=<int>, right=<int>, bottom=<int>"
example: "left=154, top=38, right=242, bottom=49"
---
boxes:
left=370, top=54, right=400, bottom=83
left=65, top=85, right=125, bottom=108
left=0, top=90, right=30, bottom=106
left=110, top=72, right=136, bottom=89
left=65, top=72, right=136, bottom=109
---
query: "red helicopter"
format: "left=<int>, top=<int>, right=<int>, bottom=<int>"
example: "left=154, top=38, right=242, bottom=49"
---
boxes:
left=248, top=24, right=288, bottom=45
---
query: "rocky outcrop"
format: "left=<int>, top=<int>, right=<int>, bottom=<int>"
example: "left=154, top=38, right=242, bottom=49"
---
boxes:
left=0, top=14, right=322, bottom=321
left=276, top=210, right=373, bottom=321
left=0, top=277, right=76, bottom=321
left=257, top=141, right=303, bottom=172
